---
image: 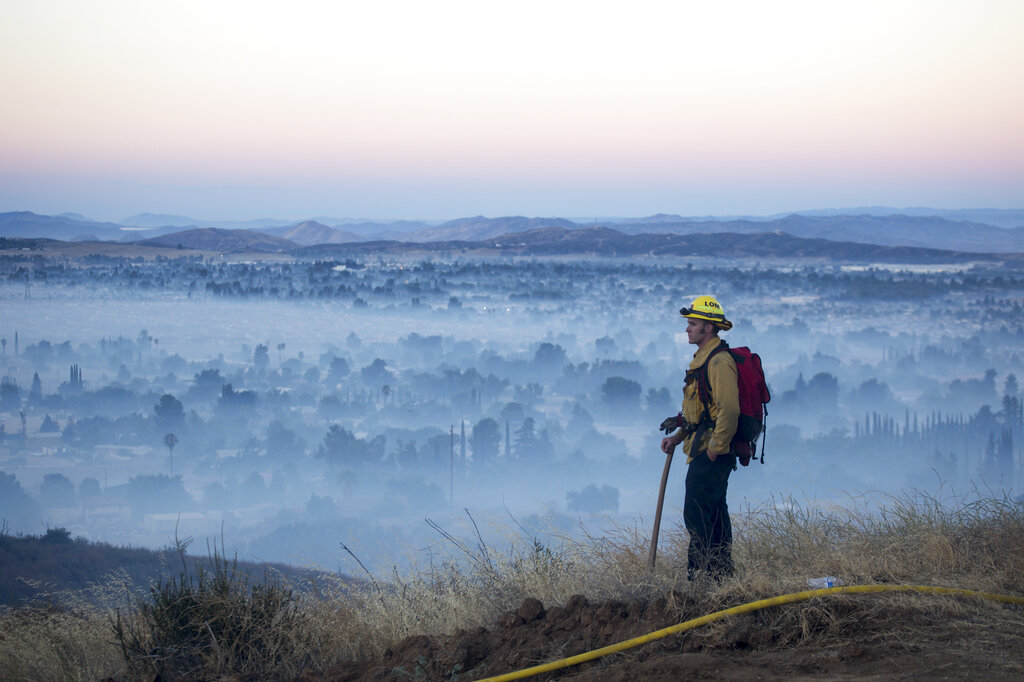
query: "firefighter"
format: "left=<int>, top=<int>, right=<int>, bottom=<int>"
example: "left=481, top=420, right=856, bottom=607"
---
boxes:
left=661, top=295, right=740, bottom=581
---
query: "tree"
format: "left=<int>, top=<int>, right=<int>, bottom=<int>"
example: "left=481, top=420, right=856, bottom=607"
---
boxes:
left=0, top=472, right=43, bottom=532
left=126, top=474, right=192, bottom=520
left=469, top=417, right=501, bottom=465
left=326, top=357, right=350, bottom=385
left=29, top=372, right=43, bottom=403
left=566, top=402, right=594, bottom=433
left=40, top=472, right=76, bottom=509
left=500, top=402, right=525, bottom=424
left=391, top=439, right=419, bottom=469
left=317, top=424, right=384, bottom=468
left=567, top=484, right=619, bottom=514
left=533, top=342, right=567, bottom=370
left=41, top=527, right=73, bottom=544
left=514, top=417, right=541, bottom=460
left=163, top=432, right=178, bottom=475
left=23, top=340, right=54, bottom=366
left=64, top=364, right=84, bottom=392
left=253, top=343, right=270, bottom=375
left=39, top=414, right=60, bottom=433
left=853, top=378, right=895, bottom=407
left=189, top=369, right=225, bottom=401
left=276, top=342, right=286, bottom=365
left=0, top=377, right=20, bottom=412
left=360, top=358, right=394, bottom=387
left=600, top=376, right=642, bottom=415
left=153, top=394, right=185, bottom=431
left=79, top=476, right=101, bottom=499
left=806, top=372, right=840, bottom=410
left=265, top=420, right=306, bottom=460
left=644, top=387, right=674, bottom=416
left=594, top=336, right=617, bottom=357
left=218, top=384, right=257, bottom=413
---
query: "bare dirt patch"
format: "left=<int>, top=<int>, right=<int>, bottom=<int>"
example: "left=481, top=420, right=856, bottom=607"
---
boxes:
left=316, top=592, right=1024, bottom=681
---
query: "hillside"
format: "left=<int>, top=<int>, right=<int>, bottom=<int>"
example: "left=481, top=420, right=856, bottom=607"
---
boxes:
left=296, top=226, right=1017, bottom=263
left=403, top=215, right=580, bottom=242
left=370, top=213, right=1024, bottom=253
left=0, top=529, right=338, bottom=607
left=262, top=220, right=365, bottom=245
left=136, top=227, right=298, bottom=253
left=2, top=493, right=1020, bottom=680
left=0, top=211, right=131, bottom=242
left=612, top=213, right=1024, bottom=253
left=5, top=223, right=1022, bottom=263
left=120, top=213, right=291, bottom=231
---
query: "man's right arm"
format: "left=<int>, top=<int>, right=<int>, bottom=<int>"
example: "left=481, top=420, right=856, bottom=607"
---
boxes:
left=661, top=430, right=683, bottom=455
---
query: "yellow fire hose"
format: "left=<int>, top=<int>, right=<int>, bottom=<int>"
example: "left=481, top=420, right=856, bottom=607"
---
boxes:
left=474, top=584, right=1024, bottom=682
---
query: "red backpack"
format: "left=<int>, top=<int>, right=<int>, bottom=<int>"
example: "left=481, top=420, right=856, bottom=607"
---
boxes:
left=689, top=341, right=771, bottom=466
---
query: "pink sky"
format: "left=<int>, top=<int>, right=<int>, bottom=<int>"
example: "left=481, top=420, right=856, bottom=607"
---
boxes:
left=1, top=0, right=1022, bottom=220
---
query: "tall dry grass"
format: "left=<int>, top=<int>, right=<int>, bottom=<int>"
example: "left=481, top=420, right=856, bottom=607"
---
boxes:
left=0, top=570, right=136, bottom=681
left=1, top=487, right=1021, bottom=680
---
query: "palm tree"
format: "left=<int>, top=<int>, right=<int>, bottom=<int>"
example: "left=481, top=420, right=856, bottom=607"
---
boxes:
left=163, top=432, right=178, bottom=476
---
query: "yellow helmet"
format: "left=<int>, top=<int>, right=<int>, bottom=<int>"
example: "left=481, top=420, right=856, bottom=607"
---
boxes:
left=680, top=295, right=733, bottom=331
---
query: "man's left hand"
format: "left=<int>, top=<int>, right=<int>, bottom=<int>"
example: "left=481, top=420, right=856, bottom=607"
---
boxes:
left=659, top=416, right=679, bottom=434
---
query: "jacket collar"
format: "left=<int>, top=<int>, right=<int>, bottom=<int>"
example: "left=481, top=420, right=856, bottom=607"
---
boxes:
left=689, top=336, right=723, bottom=369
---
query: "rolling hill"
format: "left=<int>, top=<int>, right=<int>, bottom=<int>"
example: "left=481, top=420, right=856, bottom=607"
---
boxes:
left=261, top=220, right=365, bottom=245
left=391, top=214, right=1024, bottom=253
left=294, top=226, right=1017, bottom=263
left=0, top=529, right=343, bottom=607
left=0, top=211, right=131, bottom=242
left=136, top=228, right=298, bottom=253
left=607, top=213, right=1024, bottom=253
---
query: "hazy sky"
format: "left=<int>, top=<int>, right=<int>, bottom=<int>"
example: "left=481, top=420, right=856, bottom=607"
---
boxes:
left=2, top=0, right=1022, bottom=221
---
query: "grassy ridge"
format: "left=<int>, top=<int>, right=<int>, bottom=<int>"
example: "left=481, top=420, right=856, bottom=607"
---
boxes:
left=0, top=529, right=336, bottom=607
left=1, top=488, right=1022, bottom=680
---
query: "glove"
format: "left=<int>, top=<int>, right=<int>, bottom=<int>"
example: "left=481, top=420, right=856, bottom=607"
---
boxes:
left=659, top=415, right=681, bottom=434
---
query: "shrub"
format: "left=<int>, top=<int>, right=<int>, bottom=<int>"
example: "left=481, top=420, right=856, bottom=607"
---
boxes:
left=112, top=538, right=307, bottom=680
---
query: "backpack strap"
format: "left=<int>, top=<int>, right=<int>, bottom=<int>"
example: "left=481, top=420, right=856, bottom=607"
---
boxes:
left=685, top=340, right=730, bottom=424
left=684, top=341, right=731, bottom=458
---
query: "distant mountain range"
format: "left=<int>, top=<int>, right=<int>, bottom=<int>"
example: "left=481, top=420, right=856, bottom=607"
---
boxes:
left=5, top=224, right=1021, bottom=264
left=1, top=208, right=1022, bottom=255
left=293, top=226, right=1018, bottom=263
left=604, top=213, right=1024, bottom=253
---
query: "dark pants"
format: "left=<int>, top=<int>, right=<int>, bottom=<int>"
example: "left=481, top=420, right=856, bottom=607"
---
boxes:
left=683, top=452, right=735, bottom=580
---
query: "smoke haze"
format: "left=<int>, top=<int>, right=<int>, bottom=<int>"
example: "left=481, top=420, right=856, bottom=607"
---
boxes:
left=1, top=255, right=1021, bottom=576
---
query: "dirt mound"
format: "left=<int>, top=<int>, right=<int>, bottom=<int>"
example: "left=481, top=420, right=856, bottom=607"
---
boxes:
left=318, top=592, right=1024, bottom=681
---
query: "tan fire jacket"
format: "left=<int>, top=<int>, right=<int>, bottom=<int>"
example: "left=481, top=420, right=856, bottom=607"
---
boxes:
left=681, top=337, right=740, bottom=463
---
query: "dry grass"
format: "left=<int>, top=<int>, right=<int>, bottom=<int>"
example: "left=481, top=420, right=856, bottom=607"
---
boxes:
left=0, top=571, right=136, bottom=681
left=734, top=486, right=1024, bottom=593
left=111, top=538, right=314, bottom=680
left=1, top=487, right=1022, bottom=680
